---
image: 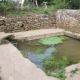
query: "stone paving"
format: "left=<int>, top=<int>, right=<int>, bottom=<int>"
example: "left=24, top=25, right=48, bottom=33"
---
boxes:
left=0, top=29, right=80, bottom=80
left=0, top=43, right=58, bottom=80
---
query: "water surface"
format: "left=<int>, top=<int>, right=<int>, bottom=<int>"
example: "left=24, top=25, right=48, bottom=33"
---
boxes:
left=55, top=38, right=80, bottom=61
left=17, top=37, right=80, bottom=69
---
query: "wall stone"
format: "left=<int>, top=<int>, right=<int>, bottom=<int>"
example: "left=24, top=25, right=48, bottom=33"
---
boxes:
left=0, top=14, right=56, bottom=33
left=56, top=9, right=80, bottom=33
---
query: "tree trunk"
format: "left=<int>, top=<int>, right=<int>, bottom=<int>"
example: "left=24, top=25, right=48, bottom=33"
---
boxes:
left=35, top=0, right=38, bottom=8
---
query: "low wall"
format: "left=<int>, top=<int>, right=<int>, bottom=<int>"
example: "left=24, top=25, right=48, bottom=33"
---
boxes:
left=56, top=9, right=80, bottom=33
left=0, top=14, right=56, bottom=33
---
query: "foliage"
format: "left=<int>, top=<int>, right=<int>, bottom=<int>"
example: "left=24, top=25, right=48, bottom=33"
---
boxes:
left=68, top=0, right=80, bottom=9
left=43, top=57, right=70, bottom=70
left=45, top=68, right=66, bottom=80
left=0, top=1, right=16, bottom=13
left=70, top=68, right=78, bottom=77
left=45, top=70, right=52, bottom=76
left=35, top=49, right=45, bottom=54
left=53, top=69, right=66, bottom=80
left=39, top=36, right=68, bottom=45
left=52, top=0, right=69, bottom=12
left=44, top=10, right=50, bottom=14
left=0, top=0, right=80, bottom=15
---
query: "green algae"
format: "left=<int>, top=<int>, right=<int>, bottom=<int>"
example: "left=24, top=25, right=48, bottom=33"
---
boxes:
left=39, top=36, right=68, bottom=45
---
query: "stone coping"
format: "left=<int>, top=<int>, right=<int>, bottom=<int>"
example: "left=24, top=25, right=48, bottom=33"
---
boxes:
left=13, top=29, right=80, bottom=40
left=13, top=28, right=64, bottom=40
left=0, top=29, right=80, bottom=42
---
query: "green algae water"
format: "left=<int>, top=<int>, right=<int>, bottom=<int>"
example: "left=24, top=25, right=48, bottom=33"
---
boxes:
left=16, top=36, right=80, bottom=70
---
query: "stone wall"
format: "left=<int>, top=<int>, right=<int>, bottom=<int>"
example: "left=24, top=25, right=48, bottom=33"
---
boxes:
left=56, top=9, right=80, bottom=33
left=0, top=14, right=56, bottom=33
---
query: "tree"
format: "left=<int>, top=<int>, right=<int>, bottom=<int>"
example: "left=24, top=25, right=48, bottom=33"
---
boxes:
left=68, top=0, right=80, bottom=9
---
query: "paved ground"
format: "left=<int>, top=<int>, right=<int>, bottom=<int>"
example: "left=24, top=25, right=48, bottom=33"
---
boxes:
left=0, top=29, right=80, bottom=80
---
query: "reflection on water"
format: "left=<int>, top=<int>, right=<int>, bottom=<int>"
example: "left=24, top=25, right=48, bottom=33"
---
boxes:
left=21, top=46, right=56, bottom=70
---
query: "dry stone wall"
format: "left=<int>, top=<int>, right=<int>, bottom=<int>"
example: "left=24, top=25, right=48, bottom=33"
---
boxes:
left=0, top=14, right=56, bottom=33
left=56, top=9, right=80, bottom=33
left=1, top=10, right=80, bottom=34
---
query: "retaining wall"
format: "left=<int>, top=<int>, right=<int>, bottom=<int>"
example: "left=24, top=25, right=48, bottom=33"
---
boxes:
left=0, top=14, right=56, bottom=33
left=1, top=10, right=80, bottom=34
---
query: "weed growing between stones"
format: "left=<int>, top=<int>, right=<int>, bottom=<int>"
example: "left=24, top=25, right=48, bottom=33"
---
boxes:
left=70, top=67, right=78, bottom=77
left=53, top=69, right=66, bottom=80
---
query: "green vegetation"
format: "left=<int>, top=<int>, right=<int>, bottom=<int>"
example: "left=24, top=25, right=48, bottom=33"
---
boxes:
left=9, top=10, right=27, bottom=17
left=53, top=69, right=66, bottom=80
left=34, top=49, right=45, bottom=54
left=39, top=36, right=68, bottom=45
left=43, top=57, right=69, bottom=70
left=43, top=57, right=69, bottom=80
left=52, top=0, right=68, bottom=12
left=45, top=70, right=52, bottom=76
left=0, top=0, right=80, bottom=16
left=70, top=68, right=78, bottom=77
left=0, top=0, right=16, bottom=14
left=21, top=51, right=26, bottom=58
left=43, top=56, right=79, bottom=80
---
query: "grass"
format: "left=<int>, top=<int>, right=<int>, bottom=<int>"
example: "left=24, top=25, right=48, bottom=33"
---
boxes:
left=8, top=9, right=50, bottom=17
left=6, top=5, right=57, bottom=17
left=8, top=10, right=27, bottom=17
